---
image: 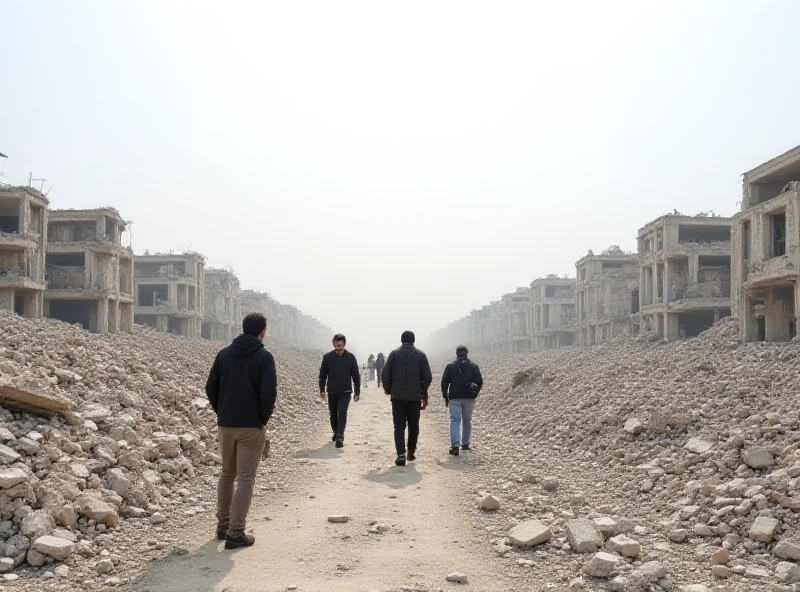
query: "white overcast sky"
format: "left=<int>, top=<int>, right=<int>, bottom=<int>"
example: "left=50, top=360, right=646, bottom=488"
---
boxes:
left=2, top=1, right=799, bottom=355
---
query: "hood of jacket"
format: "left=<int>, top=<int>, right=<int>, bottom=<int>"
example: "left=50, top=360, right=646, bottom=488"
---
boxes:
left=230, top=334, right=264, bottom=358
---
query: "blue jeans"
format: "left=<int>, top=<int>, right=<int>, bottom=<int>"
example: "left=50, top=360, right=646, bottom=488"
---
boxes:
left=449, top=399, right=475, bottom=447
left=328, top=392, right=352, bottom=438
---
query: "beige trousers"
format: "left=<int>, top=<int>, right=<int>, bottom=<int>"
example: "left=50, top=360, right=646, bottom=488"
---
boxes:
left=216, top=426, right=266, bottom=538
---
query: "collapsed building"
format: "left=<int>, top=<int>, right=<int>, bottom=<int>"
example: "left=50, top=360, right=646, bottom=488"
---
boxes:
left=133, top=252, right=206, bottom=337
left=638, top=214, right=732, bottom=340
left=45, top=208, right=133, bottom=333
left=529, top=276, right=576, bottom=350
left=0, top=187, right=48, bottom=318
left=575, top=247, right=639, bottom=346
left=202, top=268, right=240, bottom=341
left=733, top=144, right=800, bottom=342
left=500, top=287, right=530, bottom=353
left=240, top=289, right=269, bottom=319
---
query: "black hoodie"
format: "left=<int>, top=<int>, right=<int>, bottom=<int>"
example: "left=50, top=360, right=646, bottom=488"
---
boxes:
left=205, top=334, right=277, bottom=428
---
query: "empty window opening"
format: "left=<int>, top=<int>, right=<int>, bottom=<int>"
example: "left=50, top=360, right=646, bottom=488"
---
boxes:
left=698, top=256, right=732, bottom=298
left=13, top=296, right=24, bottom=316
left=757, top=316, right=766, bottom=342
left=134, top=314, right=158, bottom=329
left=48, top=300, right=96, bottom=332
left=0, top=198, right=21, bottom=233
left=742, top=221, right=751, bottom=261
left=656, top=230, right=663, bottom=251
left=602, top=261, right=623, bottom=270
left=631, top=288, right=640, bottom=315
left=772, top=212, right=786, bottom=257
left=678, top=225, right=731, bottom=243
left=46, top=252, right=86, bottom=267
left=30, top=207, right=42, bottom=234
left=750, top=165, right=800, bottom=206
left=679, top=310, right=716, bottom=338
left=137, top=284, right=168, bottom=306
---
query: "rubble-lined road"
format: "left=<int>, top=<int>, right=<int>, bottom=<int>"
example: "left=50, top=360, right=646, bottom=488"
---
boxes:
left=131, top=385, right=520, bottom=592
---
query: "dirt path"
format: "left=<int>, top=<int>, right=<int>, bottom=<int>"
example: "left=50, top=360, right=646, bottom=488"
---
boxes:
left=130, top=385, right=520, bottom=592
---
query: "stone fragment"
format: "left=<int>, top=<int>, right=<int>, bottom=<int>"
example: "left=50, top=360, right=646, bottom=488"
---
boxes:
left=0, top=558, right=12, bottom=573
left=684, top=437, right=714, bottom=454
left=668, top=529, right=689, bottom=543
left=709, top=548, right=729, bottom=565
left=542, top=477, right=559, bottom=491
left=0, top=468, right=26, bottom=488
left=95, top=558, right=114, bottom=574
left=623, top=418, right=643, bottom=435
left=748, top=516, right=780, bottom=543
left=479, top=495, right=500, bottom=511
left=21, top=511, right=54, bottom=539
left=446, top=572, right=467, bottom=583
left=76, top=496, right=120, bottom=527
left=774, top=538, right=800, bottom=561
left=31, top=535, right=75, bottom=560
left=582, top=552, right=619, bottom=578
left=0, top=444, right=20, bottom=464
left=327, top=514, right=349, bottom=523
left=711, top=565, right=729, bottom=579
left=776, top=561, right=800, bottom=584
left=607, top=534, right=640, bottom=558
left=566, top=519, right=603, bottom=553
left=743, top=449, right=775, bottom=469
left=508, top=520, right=553, bottom=547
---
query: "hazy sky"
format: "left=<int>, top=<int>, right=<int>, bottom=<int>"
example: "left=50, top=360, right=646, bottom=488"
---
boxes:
left=3, top=1, right=800, bottom=355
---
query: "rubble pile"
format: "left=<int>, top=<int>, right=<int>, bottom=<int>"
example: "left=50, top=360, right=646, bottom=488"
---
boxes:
left=448, top=318, right=800, bottom=590
left=0, top=310, right=321, bottom=584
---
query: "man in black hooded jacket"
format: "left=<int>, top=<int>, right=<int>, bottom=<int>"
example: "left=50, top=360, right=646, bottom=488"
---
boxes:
left=206, top=312, right=277, bottom=550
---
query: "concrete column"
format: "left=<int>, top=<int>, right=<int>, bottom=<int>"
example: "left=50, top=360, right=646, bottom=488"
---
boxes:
left=169, top=283, right=178, bottom=307
left=664, top=258, right=672, bottom=303
left=665, top=313, right=679, bottom=341
left=0, top=289, right=14, bottom=312
left=96, top=216, right=105, bottom=240
left=157, top=315, right=169, bottom=332
left=84, top=250, right=92, bottom=289
left=795, top=282, right=800, bottom=337
left=713, top=309, right=720, bottom=324
left=652, top=263, right=658, bottom=304
left=19, top=197, right=27, bottom=234
left=688, top=254, right=699, bottom=285
left=96, top=298, right=109, bottom=334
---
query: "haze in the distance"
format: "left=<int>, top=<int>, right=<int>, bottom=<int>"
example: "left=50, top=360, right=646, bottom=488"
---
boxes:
left=2, top=0, right=800, bottom=356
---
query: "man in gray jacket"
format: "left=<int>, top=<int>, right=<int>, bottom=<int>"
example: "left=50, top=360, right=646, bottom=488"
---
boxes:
left=381, top=331, right=432, bottom=466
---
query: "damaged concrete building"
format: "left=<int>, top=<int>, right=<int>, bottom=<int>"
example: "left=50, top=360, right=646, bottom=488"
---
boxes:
left=45, top=209, right=133, bottom=333
left=202, top=268, right=240, bottom=341
left=575, top=248, right=639, bottom=346
left=638, top=214, right=732, bottom=340
left=733, top=145, right=800, bottom=342
left=530, top=276, right=576, bottom=350
left=501, top=287, right=531, bottom=353
left=133, top=252, right=206, bottom=337
left=0, top=187, right=48, bottom=317
left=240, top=289, right=269, bottom=320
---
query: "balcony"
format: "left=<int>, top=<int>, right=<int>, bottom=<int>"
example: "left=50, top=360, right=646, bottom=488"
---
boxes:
left=745, top=255, right=797, bottom=287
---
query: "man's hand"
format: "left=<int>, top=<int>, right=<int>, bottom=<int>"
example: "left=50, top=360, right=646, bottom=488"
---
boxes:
left=421, top=399, right=428, bottom=410
left=354, top=394, right=360, bottom=402
left=320, top=392, right=327, bottom=400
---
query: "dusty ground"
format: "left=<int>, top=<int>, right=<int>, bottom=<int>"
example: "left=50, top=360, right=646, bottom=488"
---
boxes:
left=129, top=385, right=521, bottom=592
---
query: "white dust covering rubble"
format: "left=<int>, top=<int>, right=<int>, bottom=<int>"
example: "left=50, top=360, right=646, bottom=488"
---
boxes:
left=434, top=318, right=800, bottom=591
left=0, top=310, right=321, bottom=587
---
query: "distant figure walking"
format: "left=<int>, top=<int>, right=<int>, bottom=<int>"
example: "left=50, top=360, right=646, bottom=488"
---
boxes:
left=319, top=334, right=361, bottom=448
left=441, top=345, right=483, bottom=456
left=381, top=331, right=432, bottom=466
left=205, top=313, right=277, bottom=549
left=367, top=353, right=376, bottom=383
left=375, top=352, right=386, bottom=388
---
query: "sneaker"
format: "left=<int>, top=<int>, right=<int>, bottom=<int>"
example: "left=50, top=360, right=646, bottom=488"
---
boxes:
left=407, top=451, right=416, bottom=461
left=395, top=454, right=406, bottom=466
left=449, top=446, right=460, bottom=456
left=224, top=533, right=255, bottom=549
left=335, top=436, right=344, bottom=448
left=216, top=526, right=228, bottom=540
left=461, top=444, right=471, bottom=451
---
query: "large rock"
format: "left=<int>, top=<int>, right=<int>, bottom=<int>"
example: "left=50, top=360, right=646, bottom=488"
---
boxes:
left=749, top=516, right=780, bottom=543
left=582, top=552, right=619, bottom=578
left=0, top=468, right=26, bottom=489
left=566, top=519, right=604, bottom=553
left=623, top=418, right=643, bottom=435
left=20, top=511, right=54, bottom=539
left=744, top=449, right=775, bottom=469
left=31, top=535, right=75, bottom=560
left=607, top=534, right=640, bottom=558
left=76, top=496, right=120, bottom=527
left=775, top=539, right=800, bottom=561
left=684, top=437, right=714, bottom=454
left=508, top=520, right=553, bottom=547
left=479, top=495, right=500, bottom=512
left=776, top=561, right=800, bottom=584
left=0, top=444, right=20, bottom=464
left=105, top=468, right=130, bottom=496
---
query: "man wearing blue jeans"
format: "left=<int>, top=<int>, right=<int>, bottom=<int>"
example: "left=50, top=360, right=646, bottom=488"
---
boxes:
left=319, top=334, right=361, bottom=448
left=441, top=345, right=483, bottom=456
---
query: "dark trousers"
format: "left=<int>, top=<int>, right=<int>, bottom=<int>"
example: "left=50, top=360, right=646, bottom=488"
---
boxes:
left=377, top=368, right=383, bottom=388
left=391, top=399, right=420, bottom=456
left=328, top=392, right=351, bottom=438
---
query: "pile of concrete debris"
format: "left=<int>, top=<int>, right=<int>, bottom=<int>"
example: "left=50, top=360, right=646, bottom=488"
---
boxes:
left=456, top=317, right=800, bottom=591
left=0, top=310, right=320, bottom=585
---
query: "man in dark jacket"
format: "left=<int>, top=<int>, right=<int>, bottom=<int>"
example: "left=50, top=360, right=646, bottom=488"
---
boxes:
left=382, top=331, right=432, bottom=466
left=375, top=352, right=386, bottom=388
left=319, top=334, right=361, bottom=448
left=206, top=312, right=277, bottom=549
left=441, top=345, right=483, bottom=456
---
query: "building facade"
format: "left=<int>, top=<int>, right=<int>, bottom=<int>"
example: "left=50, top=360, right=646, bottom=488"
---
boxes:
left=530, top=277, right=576, bottom=350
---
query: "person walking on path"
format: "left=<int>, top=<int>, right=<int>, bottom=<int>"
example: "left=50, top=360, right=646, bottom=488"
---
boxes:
left=381, top=331, right=432, bottom=466
left=319, top=334, right=361, bottom=448
left=205, top=313, right=277, bottom=549
left=441, top=345, right=483, bottom=456
left=375, top=352, right=386, bottom=388
left=367, top=353, right=376, bottom=383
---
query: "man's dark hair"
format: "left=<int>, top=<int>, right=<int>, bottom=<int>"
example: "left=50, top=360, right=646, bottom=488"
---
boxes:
left=333, top=333, right=346, bottom=344
left=401, top=330, right=415, bottom=344
left=456, top=345, right=469, bottom=357
left=242, top=313, right=267, bottom=337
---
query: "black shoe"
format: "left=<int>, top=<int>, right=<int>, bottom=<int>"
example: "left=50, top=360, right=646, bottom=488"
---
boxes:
left=395, top=454, right=406, bottom=466
left=461, top=444, right=471, bottom=451
left=224, top=533, right=255, bottom=549
left=335, top=437, right=344, bottom=448
left=407, top=451, right=416, bottom=461
left=332, top=433, right=336, bottom=442
left=449, top=446, right=460, bottom=456
left=216, top=526, right=227, bottom=540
